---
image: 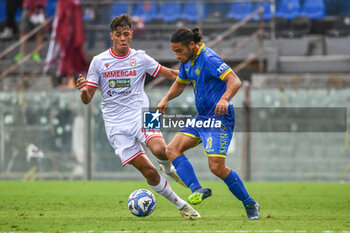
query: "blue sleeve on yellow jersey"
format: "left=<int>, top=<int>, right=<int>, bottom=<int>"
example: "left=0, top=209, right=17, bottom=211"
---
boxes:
left=176, top=64, right=191, bottom=84
left=206, top=55, right=233, bottom=80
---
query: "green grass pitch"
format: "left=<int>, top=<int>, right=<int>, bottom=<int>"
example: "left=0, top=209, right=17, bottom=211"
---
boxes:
left=0, top=181, right=349, bottom=232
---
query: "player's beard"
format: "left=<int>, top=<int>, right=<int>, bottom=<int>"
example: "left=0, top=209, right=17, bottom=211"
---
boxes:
left=183, top=45, right=195, bottom=64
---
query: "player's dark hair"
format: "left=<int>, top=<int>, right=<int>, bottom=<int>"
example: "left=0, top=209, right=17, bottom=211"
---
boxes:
left=171, top=26, right=203, bottom=45
left=110, top=14, right=132, bottom=31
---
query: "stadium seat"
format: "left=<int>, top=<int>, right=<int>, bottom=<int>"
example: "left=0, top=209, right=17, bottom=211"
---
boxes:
left=132, top=3, right=158, bottom=23
left=110, top=3, right=128, bottom=20
left=282, top=16, right=311, bottom=38
left=15, top=7, right=21, bottom=22
left=275, top=17, right=288, bottom=36
left=132, top=3, right=146, bottom=18
left=46, top=0, right=58, bottom=18
left=0, top=0, right=6, bottom=22
left=253, top=2, right=272, bottom=21
left=156, top=2, right=181, bottom=23
left=264, top=16, right=288, bottom=38
left=327, top=14, right=350, bottom=37
left=338, top=0, right=350, bottom=15
left=179, top=2, right=206, bottom=23
left=226, top=2, right=253, bottom=21
left=276, top=0, right=301, bottom=20
left=300, top=0, right=325, bottom=20
left=205, top=3, right=227, bottom=20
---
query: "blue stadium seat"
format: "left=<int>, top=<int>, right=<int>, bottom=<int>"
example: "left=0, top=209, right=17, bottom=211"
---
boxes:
left=15, top=7, right=21, bottom=22
left=179, top=2, right=206, bottom=23
left=226, top=2, right=253, bottom=21
left=300, top=0, right=325, bottom=20
left=46, top=0, right=58, bottom=18
left=157, top=2, right=181, bottom=23
left=205, top=3, right=227, bottom=19
left=132, top=3, right=158, bottom=23
left=110, top=3, right=128, bottom=20
left=276, top=0, right=301, bottom=20
left=15, top=7, right=22, bottom=22
left=132, top=3, right=145, bottom=17
left=0, top=0, right=6, bottom=22
left=253, top=2, right=272, bottom=21
left=338, top=0, right=350, bottom=15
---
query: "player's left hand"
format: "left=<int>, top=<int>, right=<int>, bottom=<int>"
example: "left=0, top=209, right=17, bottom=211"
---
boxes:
left=157, top=98, right=168, bottom=114
left=215, top=98, right=228, bottom=117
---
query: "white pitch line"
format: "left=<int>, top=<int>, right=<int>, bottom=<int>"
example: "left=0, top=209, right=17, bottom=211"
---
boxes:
left=2, top=231, right=350, bottom=233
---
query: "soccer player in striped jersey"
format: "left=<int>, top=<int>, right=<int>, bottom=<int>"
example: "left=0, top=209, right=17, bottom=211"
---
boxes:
left=76, top=14, right=199, bottom=219
left=157, top=27, right=260, bottom=220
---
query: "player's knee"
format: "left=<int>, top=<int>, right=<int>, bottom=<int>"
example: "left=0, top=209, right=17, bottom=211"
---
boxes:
left=209, top=162, right=226, bottom=178
left=209, top=163, right=220, bottom=175
left=151, top=146, right=166, bottom=158
left=165, top=145, right=179, bottom=161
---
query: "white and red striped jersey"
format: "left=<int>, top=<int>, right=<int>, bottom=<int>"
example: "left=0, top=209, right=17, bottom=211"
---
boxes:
left=87, top=48, right=162, bottom=126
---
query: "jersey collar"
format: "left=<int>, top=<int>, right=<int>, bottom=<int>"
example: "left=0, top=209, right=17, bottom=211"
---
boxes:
left=190, top=43, right=205, bottom=66
left=109, top=47, right=131, bottom=59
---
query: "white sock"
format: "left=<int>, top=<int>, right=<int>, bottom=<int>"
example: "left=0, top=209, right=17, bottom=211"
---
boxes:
left=157, top=159, right=172, bottom=173
left=149, top=176, right=186, bottom=209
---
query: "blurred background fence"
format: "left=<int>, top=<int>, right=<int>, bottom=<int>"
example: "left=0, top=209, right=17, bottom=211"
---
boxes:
left=0, top=82, right=349, bottom=181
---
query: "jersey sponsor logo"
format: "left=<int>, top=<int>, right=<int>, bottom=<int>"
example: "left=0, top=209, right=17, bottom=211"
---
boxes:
left=102, top=70, right=136, bottom=78
left=106, top=90, right=131, bottom=97
left=129, top=58, right=136, bottom=67
left=217, top=63, right=229, bottom=73
left=109, top=79, right=130, bottom=88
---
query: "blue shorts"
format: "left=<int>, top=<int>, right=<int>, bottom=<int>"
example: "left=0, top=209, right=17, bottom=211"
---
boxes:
left=178, top=115, right=235, bottom=158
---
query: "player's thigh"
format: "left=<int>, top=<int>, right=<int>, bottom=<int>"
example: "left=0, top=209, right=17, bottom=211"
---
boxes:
left=166, top=133, right=201, bottom=159
left=137, top=128, right=166, bottom=159
left=201, top=123, right=234, bottom=157
left=105, top=125, right=144, bottom=166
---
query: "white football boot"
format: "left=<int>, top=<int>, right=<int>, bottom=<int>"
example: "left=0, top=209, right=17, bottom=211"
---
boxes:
left=159, top=164, right=187, bottom=187
left=179, top=203, right=201, bottom=219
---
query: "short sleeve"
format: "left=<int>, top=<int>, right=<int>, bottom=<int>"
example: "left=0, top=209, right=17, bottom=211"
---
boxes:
left=176, top=64, right=190, bottom=84
left=144, top=53, right=162, bottom=77
left=86, top=57, right=100, bottom=88
left=206, top=55, right=232, bottom=80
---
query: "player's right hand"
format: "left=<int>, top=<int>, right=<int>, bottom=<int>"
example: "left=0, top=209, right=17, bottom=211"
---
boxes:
left=157, top=98, right=168, bottom=114
left=76, top=74, right=88, bottom=93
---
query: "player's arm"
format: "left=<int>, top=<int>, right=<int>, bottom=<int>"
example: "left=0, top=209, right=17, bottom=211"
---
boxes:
left=157, top=81, right=187, bottom=114
left=215, top=71, right=242, bottom=117
left=158, top=66, right=179, bottom=81
left=76, top=74, right=97, bottom=104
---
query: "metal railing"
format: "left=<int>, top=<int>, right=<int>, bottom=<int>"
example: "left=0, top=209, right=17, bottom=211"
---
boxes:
left=0, top=17, right=53, bottom=86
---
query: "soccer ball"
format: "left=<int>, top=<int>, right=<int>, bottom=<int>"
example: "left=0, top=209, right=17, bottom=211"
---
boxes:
left=128, top=189, right=156, bottom=217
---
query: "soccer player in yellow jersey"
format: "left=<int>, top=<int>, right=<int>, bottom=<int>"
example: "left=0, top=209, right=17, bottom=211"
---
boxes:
left=157, top=27, right=260, bottom=220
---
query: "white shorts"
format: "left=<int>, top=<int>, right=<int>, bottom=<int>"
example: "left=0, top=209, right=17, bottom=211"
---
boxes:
left=105, top=123, right=163, bottom=166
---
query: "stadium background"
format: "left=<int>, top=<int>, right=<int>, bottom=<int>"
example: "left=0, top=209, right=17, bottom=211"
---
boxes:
left=0, top=0, right=349, bottom=183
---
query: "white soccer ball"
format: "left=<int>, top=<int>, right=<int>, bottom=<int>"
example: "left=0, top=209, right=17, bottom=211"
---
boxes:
left=128, top=189, right=156, bottom=217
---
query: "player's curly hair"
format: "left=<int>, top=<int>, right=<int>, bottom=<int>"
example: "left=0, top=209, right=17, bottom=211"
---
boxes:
left=110, top=14, right=132, bottom=32
left=171, top=26, right=203, bottom=45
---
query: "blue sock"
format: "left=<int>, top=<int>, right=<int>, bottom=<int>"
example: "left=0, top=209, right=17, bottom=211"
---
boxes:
left=223, top=170, right=254, bottom=206
left=172, top=155, right=201, bottom=192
